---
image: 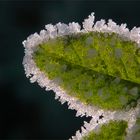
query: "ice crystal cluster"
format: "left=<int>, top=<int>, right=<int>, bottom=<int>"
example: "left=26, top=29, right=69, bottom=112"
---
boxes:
left=23, top=12, right=140, bottom=140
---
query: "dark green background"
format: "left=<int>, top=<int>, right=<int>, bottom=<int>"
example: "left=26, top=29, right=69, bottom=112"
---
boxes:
left=0, top=0, right=140, bottom=139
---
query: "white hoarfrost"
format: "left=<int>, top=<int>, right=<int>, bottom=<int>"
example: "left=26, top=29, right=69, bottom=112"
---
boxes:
left=22, top=12, right=140, bottom=140
left=83, top=12, right=95, bottom=31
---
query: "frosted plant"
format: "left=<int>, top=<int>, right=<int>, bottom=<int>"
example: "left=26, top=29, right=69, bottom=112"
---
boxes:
left=23, top=12, right=140, bottom=140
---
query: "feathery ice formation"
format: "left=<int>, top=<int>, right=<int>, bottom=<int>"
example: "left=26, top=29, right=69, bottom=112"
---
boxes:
left=23, top=12, right=140, bottom=140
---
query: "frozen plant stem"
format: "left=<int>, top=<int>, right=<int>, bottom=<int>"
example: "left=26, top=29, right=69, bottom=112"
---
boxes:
left=23, top=12, right=140, bottom=140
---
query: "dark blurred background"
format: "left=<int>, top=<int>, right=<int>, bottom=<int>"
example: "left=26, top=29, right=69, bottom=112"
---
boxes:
left=0, top=0, right=140, bottom=139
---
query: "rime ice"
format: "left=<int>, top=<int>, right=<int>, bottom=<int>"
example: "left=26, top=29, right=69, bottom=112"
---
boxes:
left=23, top=12, right=140, bottom=140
